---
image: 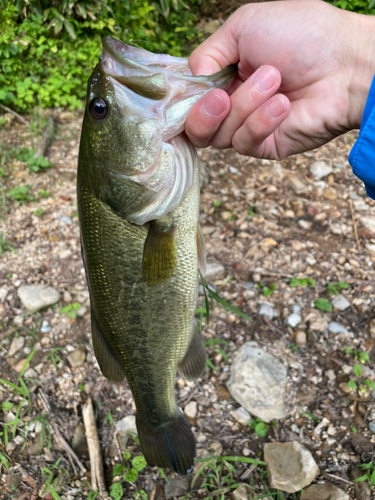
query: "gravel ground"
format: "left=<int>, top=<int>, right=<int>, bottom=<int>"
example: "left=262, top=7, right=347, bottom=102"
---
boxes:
left=1, top=110, right=375, bottom=500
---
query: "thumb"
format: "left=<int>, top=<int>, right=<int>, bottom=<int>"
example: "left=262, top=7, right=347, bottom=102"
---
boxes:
left=188, top=15, right=241, bottom=76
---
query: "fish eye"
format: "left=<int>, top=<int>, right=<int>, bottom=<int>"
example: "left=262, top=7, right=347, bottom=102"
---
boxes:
left=90, top=98, right=108, bottom=120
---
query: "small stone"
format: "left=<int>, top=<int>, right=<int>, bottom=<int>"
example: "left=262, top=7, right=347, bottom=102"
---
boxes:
left=164, top=475, right=191, bottom=499
left=196, top=432, right=207, bottom=443
left=209, top=441, right=223, bottom=456
left=264, top=441, right=319, bottom=493
left=284, top=209, right=295, bottom=218
left=328, top=322, right=348, bottom=334
left=272, top=162, right=284, bottom=180
left=24, top=368, right=37, bottom=378
left=259, top=303, right=274, bottom=320
left=310, top=161, right=333, bottom=179
left=76, top=306, right=88, bottom=318
left=264, top=238, right=278, bottom=247
left=6, top=473, right=22, bottom=491
left=360, top=216, right=375, bottom=232
left=63, top=290, right=72, bottom=303
left=205, top=261, right=225, bottom=282
left=290, top=176, right=306, bottom=195
left=298, top=220, right=312, bottom=230
left=327, top=425, right=337, bottom=436
left=287, top=313, right=301, bottom=328
left=322, top=187, right=337, bottom=200
left=227, top=343, right=287, bottom=422
left=40, top=320, right=51, bottom=333
left=0, top=286, right=8, bottom=300
left=59, top=215, right=72, bottom=225
left=369, top=421, right=375, bottom=433
left=312, top=417, right=330, bottom=436
left=231, top=483, right=249, bottom=500
left=326, top=370, right=336, bottom=381
left=332, top=295, right=351, bottom=311
left=8, top=336, right=25, bottom=357
left=296, top=331, right=306, bottom=346
left=18, top=285, right=60, bottom=311
left=301, top=483, right=349, bottom=500
left=13, top=315, right=23, bottom=327
left=67, top=347, right=86, bottom=368
left=341, top=364, right=352, bottom=375
left=339, top=382, right=351, bottom=394
left=184, top=401, right=197, bottom=419
left=115, top=415, right=137, bottom=434
left=230, top=407, right=251, bottom=426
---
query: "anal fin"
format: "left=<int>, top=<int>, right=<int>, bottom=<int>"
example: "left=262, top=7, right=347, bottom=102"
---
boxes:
left=142, top=221, right=176, bottom=285
left=178, top=320, right=206, bottom=381
left=91, top=309, right=125, bottom=383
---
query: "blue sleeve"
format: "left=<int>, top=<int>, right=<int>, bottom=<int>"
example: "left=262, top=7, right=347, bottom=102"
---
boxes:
left=349, top=75, right=375, bottom=199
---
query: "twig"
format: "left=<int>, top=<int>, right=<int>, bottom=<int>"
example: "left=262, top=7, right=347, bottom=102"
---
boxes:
left=34, top=115, right=55, bottom=159
left=324, top=472, right=353, bottom=485
left=39, top=390, right=86, bottom=476
left=82, top=398, right=108, bottom=498
left=349, top=199, right=361, bottom=250
left=240, top=464, right=256, bottom=481
left=0, top=103, right=30, bottom=128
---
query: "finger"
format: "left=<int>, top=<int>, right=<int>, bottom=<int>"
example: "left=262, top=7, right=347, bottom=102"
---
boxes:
left=211, top=66, right=281, bottom=149
left=232, top=94, right=291, bottom=159
left=188, top=8, right=247, bottom=75
left=185, top=90, right=231, bottom=148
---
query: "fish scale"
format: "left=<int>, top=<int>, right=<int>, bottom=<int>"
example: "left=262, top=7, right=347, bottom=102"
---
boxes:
left=78, top=36, right=236, bottom=473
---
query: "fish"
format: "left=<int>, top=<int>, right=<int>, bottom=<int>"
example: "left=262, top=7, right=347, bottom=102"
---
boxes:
left=77, top=36, right=236, bottom=474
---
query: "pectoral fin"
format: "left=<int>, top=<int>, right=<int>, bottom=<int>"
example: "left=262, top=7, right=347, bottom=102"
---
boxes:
left=142, top=222, right=176, bottom=285
left=91, top=309, right=125, bottom=383
left=196, top=224, right=206, bottom=276
left=178, top=320, right=206, bottom=381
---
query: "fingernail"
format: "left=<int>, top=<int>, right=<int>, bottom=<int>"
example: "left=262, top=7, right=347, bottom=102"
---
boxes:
left=202, top=92, right=226, bottom=118
left=253, top=66, right=277, bottom=92
left=265, top=96, right=286, bottom=119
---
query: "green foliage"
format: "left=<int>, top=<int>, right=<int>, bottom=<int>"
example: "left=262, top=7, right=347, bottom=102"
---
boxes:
left=60, top=302, right=81, bottom=319
left=1, top=401, right=14, bottom=412
left=353, top=363, right=362, bottom=377
left=314, top=298, right=332, bottom=312
left=12, top=146, right=51, bottom=172
left=344, top=346, right=370, bottom=363
left=325, top=0, right=375, bottom=14
left=0, top=233, right=15, bottom=255
left=1, top=1, right=204, bottom=113
left=354, top=461, right=375, bottom=488
left=248, top=418, right=268, bottom=438
left=327, top=281, right=349, bottom=296
left=290, top=277, right=315, bottom=288
left=199, top=270, right=252, bottom=326
left=255, top=282, right=276, bottom=297
left=111, top=450, right=147, bottom=500
left=8, top=185, right=35, bottom=203
left=46, top=347, right=65, bottom=371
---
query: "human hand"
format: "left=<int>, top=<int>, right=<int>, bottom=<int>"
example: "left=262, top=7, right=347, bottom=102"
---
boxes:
left=186, top=0, right=375, bottom=160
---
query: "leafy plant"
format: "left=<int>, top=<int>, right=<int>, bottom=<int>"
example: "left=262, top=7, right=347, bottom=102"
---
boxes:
left=0, top=233, right=15, bottom=254
left=191, top=455, right=266, bottom=500
left=327, top=281, right=349, bottom=296
left=12, top=146, right=51, bottom=172
left=343, top=347, right=370, bottom=363
left=325, top=0, right=375, bottom=15
left=314, top=298, right=332, bottom=312
left=354, top=461, right=375, bottom=488
left=290, top=277, right=316, bottom=287
left=248, top=418, right=269, bottom=438
left=60, top=302, right=81, bottom=319
left=41, top=457, right=69, bottom=499
left=346, top=363, right=375, bottom=395
left=255, top=282, right=276, bottom=297
left=247, top=197, right=262, bottom=217
left=110, top=451, right=148, bottom=500
left=8, top=185, right=35, bottom=203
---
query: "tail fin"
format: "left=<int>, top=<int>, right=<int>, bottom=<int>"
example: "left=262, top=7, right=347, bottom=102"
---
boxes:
left=136, top=411, right=195, bottom=474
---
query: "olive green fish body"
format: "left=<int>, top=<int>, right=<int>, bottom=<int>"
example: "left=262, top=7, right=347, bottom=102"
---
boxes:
left=78, top=37, right=236, bottom=473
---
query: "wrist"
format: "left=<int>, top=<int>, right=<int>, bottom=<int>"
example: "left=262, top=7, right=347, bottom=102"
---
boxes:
left=347, top=11, right=375, bottom=129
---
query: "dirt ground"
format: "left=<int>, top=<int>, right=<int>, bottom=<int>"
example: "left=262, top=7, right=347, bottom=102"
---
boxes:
left=1, top=104, right=375, bottom=500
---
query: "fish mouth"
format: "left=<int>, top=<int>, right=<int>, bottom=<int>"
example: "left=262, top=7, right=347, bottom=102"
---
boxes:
left=100, top=36, right=193, bottom=100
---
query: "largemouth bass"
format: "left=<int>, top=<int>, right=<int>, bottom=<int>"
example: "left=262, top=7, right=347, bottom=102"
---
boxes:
left=77, top=36, right=236, bottom=474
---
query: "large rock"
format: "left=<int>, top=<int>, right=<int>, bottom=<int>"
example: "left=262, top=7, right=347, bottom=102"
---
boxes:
left=264, top=441, right=319, bottom=493
left=301, top=483, right=349, bottom=500
left=18, top=285, right=60, bottom=311
left=227, top=343, right=287, bottom=422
